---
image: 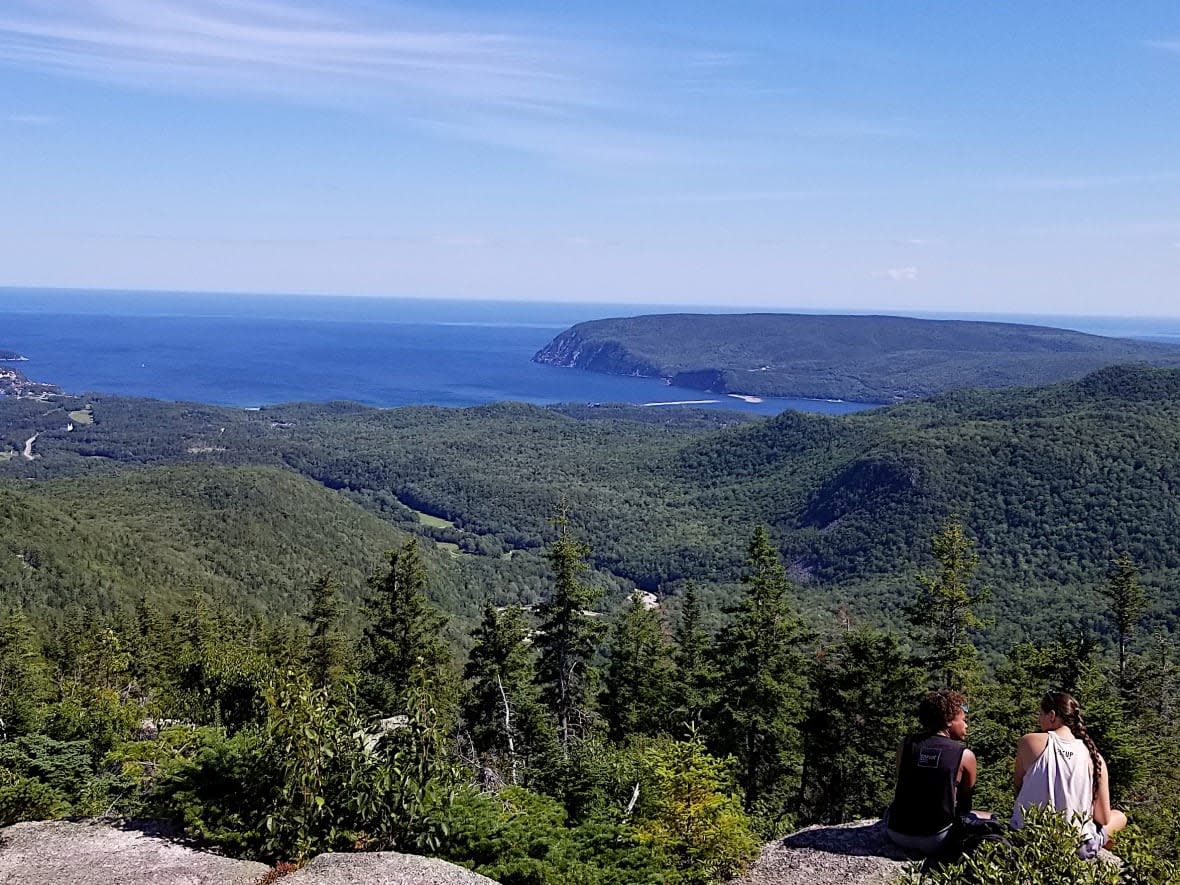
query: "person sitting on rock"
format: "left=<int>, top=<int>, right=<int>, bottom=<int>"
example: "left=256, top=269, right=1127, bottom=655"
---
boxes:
left=1011, top=690, right=1127, bottom=859
left=885, top=689, right=981, bottom=855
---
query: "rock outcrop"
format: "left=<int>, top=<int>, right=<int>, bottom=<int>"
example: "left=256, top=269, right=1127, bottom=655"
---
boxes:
left=0, top=820, right=269, bottom=885
left=281, top=852, right=499, bottom=884
left=0, top=820, right=501, bottom=885
left=729, top=819, right=913, bottom=885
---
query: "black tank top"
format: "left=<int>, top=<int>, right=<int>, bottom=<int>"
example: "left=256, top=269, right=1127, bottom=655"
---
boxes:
left=889, top=733, right=966, bottom=835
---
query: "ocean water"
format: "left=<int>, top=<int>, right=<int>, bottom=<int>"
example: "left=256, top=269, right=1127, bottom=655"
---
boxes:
left=0, top=289, right=871, bottom=416
left=2, top=288, right=1179, bottom=417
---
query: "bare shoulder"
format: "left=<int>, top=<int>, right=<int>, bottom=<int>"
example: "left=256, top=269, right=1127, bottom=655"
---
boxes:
left=1018, top=732, right=1048, bottom=754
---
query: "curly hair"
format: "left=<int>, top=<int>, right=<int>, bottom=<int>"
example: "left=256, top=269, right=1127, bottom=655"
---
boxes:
left=917, top=688, right=968, bottom=734
left=1041, top=691, right=1102, bottom=796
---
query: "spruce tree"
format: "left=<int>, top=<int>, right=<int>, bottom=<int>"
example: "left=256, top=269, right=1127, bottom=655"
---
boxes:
left=671, top=583, right=716, bottom=731
left=462, top=602, right=547, bottom=783
left=711, top=526, right=808, bottom=815
left=302, top=575, right=350, bottom=693
left=800, top=628, right=924, bottom=823
left=1103, top=551, right=1146, bottom=686
left=360, top=539, right=456, bottom=719
left=0, top=610, right=50, bottom=739
left=907, top=518, right=988, bottom=691
left=534, top=516, right=606, bottom=753
left=602, top=591, right=675, bottom=742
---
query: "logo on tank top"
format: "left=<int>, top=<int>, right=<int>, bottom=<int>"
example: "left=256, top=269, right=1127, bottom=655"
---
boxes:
left=918, top=748, right=942, bottom=768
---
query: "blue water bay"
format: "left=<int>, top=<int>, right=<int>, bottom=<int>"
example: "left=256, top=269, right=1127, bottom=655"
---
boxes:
left=0, top=289, right=870, bottom=416
left=4, top=288, right=1177, bottom=417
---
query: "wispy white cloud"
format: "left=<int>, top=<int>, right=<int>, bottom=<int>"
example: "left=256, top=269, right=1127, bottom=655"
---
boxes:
left=3, top=112, right=57, bottom=124
left=1145, top=39, right=1180, bottom=52
left=979, top=172, right=1177, bottom=192
left=872, top=266, right=918, bottom=282
left=0, top=0, right=595, bottom=112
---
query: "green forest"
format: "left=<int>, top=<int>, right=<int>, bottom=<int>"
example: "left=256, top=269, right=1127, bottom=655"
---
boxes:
left=2, top=364, right=1180, bottom=882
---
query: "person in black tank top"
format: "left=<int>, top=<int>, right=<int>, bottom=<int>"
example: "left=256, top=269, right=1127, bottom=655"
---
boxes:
left=886, top=689, right=980, bottom=855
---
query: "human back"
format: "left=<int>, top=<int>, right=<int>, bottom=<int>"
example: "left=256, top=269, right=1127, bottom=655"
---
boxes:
left=886, top=689, right=979, bottom=855
left=1011, top=730, right=1094, bottom=828
left=1011, top=691, right=1126, bottom=857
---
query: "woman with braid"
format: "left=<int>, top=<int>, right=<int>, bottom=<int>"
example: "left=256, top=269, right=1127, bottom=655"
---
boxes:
left=1011, top=691, right=1127, bottom=858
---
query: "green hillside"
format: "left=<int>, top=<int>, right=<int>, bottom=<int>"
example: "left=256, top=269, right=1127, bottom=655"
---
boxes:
left=0, top=464, right=478, bottom=622
left=533, top=313, right=1180, bottom=402
left=3, top=365, right=1180, bottom=651
left=4, top=368, right=1180, bottom=879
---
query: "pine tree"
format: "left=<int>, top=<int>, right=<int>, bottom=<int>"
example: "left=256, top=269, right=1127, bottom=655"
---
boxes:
left=907, top=518, right=988, bottom=691
left=302, top=575, right=351, bottom=693
left=462, top=602, right=548, bottom=783
left=671, top=584, right=716, bottom=731
left=534, top=516, right=606, bottom=753
left=1103, top=551, right=1146, bottom=686
left=602, top=591, right=675, bottom=742
left=0, top=610, right=50, bottom=739
left=360, top=539, right=456, bottom=719
left=799, top=627, right=924, bottom=823
left=711, top=526, right=808, bottom=816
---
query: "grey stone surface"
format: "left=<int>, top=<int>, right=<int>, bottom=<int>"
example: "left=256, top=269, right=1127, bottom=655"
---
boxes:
left=0, top=820, right=270, bottom=885
left=730, top=819, right=914, bottom=885
left=282, top=852, right=500, bottom=885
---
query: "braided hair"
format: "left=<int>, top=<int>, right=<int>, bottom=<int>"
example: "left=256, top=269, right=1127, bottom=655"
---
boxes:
left=1041, top=691, right=1102, bottom=796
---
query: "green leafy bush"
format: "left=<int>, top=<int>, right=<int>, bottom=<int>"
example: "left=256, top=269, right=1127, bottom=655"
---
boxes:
left=899, top=806, right=1177, bottom=885
left=0, top=773, right=70, bottom=827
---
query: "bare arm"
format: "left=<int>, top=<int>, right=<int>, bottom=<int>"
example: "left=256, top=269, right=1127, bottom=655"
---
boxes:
left=956, top=748, right=977, bottom=815
left=1091, top=753, right=1112, bottom=827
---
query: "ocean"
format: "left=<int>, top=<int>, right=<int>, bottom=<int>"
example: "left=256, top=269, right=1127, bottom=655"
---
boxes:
left=2, top=288, right=1179, bottom=417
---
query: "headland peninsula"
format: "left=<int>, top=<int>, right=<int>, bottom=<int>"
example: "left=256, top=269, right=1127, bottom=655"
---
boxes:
left=533, top=313, right=1180, bottom=402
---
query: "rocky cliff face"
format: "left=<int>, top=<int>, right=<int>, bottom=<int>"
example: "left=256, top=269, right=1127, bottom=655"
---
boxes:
left=532, top=329, right=664, bottom=378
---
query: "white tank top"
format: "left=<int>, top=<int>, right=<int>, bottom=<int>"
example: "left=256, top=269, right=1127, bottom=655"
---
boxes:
left=1011, top=731, right=1098, bottom=841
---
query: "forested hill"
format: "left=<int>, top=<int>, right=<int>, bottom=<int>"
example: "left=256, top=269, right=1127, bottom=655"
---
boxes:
left=3, top=364, right=1180, bottom=649
left=533, top=312, right=1180, bottom=402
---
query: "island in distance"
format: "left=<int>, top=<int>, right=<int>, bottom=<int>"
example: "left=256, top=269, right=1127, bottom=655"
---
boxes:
left=533, top=313, right=1180, bottom=403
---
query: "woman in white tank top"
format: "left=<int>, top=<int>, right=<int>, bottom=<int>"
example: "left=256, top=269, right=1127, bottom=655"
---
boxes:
left=1011, top=691, right=1127, bottom=858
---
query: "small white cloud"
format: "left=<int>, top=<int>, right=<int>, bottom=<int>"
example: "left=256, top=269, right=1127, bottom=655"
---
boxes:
left=4, top=113, right=56, bottom=125
left=430, top=236, right=487, bottom=248
left=1145, top=39, right=1180, bottom=52
left=872, top=266, right=918, bottom=282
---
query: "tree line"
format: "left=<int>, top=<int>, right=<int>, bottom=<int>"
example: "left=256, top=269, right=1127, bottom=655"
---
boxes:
left=0, top=516, right=1176, bottom=883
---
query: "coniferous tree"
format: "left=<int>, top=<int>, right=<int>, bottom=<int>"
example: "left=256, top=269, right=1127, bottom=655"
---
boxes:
left=534, top=516, right=606, bottom=753
left=671, top=584, right=716, bottom=732
left=302, top=576, right=351, bottom=693
left=907, top=518, right=988, bottom=691
left=127, top=596, right=171, bottom=697
left=1103, top=551, right=1146, bottom=686
left=799, top=627, right=924, bottom=823
left=711, top=527, right=808, bottom=817
left=0, top=610, right=50, bottom=739
left=360, top=539, right=456, bottom=719
left=462, top=602, right=547, bottom=783
left=602, top=592, right=675, bottom=742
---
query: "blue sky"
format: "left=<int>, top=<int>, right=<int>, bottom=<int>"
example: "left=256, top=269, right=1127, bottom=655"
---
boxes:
left=1, top=1, right=1178, bottom=315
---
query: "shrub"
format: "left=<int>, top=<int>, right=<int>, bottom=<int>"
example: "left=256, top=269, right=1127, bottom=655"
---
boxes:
left=899, top=806, right=1176, bottom=885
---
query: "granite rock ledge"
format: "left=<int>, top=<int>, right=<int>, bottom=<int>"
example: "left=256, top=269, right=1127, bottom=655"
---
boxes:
left=0, top=820, right=501, bottom=885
